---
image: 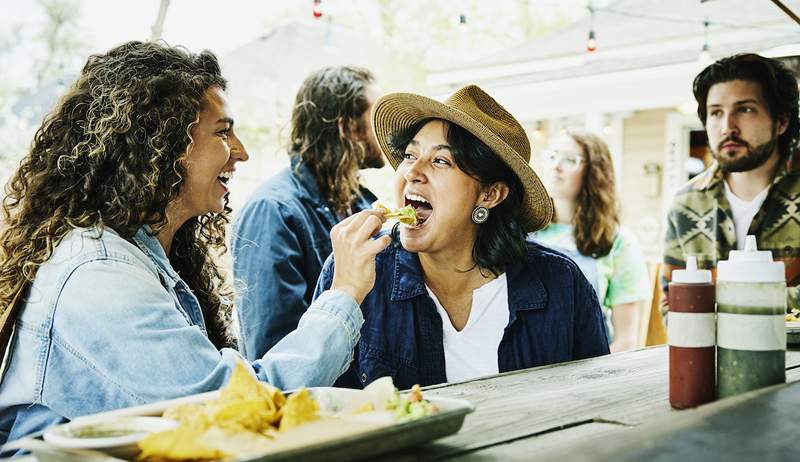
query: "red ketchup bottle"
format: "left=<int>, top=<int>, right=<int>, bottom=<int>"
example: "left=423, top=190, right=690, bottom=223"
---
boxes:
left=668, top=255, right=715, bottom=409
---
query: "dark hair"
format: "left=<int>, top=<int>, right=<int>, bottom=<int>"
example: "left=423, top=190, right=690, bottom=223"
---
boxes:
left=390, top=119, right=527, bottom=276
left=0, top=41, right=236, bottom=349
left=290, top=66, right=375, bottom=212
left=567, top=131, right=619, bottom=257
left=693, top=53, right=799, bottom=158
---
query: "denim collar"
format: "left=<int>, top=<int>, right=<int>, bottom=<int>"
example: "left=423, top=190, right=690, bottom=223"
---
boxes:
left=389, top=243, right=548, bottom=312
left=290, top=156, right=328, bottom=208
left=132, top=226, right=180, bottom=288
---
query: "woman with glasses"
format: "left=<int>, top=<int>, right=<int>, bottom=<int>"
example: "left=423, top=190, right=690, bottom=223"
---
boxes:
left=533, top=131, right=651, bottom=352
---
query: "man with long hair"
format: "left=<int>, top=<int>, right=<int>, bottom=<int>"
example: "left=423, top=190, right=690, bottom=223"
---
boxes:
left=663, top=53, right=800, bottom=311
left=233, top=66, right=385, bottom=360
left=0, top=42, right=389, bottom=444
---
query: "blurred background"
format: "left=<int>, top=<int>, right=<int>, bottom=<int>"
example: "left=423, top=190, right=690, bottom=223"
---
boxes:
left=1, top=0, right=799, bottom=261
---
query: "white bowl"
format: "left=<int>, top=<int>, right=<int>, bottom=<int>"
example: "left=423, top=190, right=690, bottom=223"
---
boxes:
left=42, top=415, right=179, bottom=458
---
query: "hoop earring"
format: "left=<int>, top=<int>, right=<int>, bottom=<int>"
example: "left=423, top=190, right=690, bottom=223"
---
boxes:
left=471, top=206, right=489, bottom=224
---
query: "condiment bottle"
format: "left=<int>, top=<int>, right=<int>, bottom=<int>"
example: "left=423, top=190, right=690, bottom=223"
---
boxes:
left=716, top=235, right=786, bottom=398
left=668, top=255, right=716, bottom=409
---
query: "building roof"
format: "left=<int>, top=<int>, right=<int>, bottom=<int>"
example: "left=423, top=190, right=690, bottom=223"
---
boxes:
left=221, top=20, right=380, bottom=121
left=428, top=0, right=800, bottom=120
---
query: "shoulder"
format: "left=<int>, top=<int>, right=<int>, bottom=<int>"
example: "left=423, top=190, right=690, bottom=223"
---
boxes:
left=612, top=226, right=642, bottom=250
left=670, top=166, right=720, bottom=209
left=522, top=239, right=582, bottom=278
left=49, top=226, right=155, bottom=271
left=27, top=227, right=160, bottom=315
left=240, top=167, right=304, bottom=209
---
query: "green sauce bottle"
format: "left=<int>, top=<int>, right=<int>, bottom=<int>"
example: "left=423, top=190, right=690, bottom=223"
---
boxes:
left=716, top=235, right=786, bottom=398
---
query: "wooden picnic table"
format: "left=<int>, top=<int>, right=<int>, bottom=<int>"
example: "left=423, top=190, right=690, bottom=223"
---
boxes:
left=381, top=345, right=800, bottom=461
left=9, top=345, right=799, bottom=461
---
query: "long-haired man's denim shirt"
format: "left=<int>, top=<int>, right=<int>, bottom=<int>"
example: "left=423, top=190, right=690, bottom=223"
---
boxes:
left=233, top=157, right=376, bottom=361
left=314, top=232, right=610, bottom=390
left=0, top=226, right=363, bottom=446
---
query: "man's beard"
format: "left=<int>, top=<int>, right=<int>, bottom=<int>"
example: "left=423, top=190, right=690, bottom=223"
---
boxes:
left=360, top=145, right=386, bottom=169
left=712, top=133, right=778, bottom=173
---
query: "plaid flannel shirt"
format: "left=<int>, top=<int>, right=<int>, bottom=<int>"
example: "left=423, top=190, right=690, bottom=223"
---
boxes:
left=661, top=155, right=800, bottom=312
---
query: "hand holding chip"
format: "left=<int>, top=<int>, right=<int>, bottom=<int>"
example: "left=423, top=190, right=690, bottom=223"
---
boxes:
left=329, top=209, right=392, bottom=305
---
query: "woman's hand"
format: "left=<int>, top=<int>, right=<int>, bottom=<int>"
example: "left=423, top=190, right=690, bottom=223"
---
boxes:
left=330, top=209, right=392, bottom=305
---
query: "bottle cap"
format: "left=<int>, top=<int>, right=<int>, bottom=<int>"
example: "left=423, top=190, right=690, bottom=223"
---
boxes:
left=671, top=255, right=712, bottom=284
left=716, top=235, right=785, bottom=283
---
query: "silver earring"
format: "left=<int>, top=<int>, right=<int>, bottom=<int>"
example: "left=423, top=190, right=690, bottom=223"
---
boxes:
left=471, top=206, right=489, bottom=224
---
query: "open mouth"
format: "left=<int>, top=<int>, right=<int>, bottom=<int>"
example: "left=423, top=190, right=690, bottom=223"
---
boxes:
left=217, top=171, right=232, bottom=189
left=404, top=193, right=433, bottom=226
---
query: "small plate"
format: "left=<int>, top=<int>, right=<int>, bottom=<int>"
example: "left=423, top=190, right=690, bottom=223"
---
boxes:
left=42, top=415, right=178, bottom=458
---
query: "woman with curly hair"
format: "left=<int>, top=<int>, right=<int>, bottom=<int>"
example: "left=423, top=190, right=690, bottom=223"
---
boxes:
left=533, top=131, right=651, bottom=352
left=0, top=41, right=389, bottom=443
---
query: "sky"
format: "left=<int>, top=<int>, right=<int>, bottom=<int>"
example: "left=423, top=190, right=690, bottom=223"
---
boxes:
left=2, top=0, right=284, bottom=55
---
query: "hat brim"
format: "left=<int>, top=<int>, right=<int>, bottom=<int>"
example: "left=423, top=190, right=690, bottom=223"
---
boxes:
left=372, top=92, right=553, bottom=232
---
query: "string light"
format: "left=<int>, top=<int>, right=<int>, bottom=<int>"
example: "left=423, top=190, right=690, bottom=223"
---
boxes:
left=699, top=17, right=711, bottom=63
left=312, top=0, right=323, bottom=19
left=586, top=3, right=597, bottom=53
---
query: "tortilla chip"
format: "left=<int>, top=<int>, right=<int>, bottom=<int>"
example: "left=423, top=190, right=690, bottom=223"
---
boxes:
left=279, top=388, right=319, bottom=431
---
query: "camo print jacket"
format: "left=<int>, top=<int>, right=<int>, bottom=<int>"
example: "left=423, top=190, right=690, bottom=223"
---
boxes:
left=661, top=155, right=800, bottom=311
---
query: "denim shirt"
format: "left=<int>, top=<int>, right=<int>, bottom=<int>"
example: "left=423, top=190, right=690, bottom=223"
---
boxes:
left=0, top=226, right=363, bottom=445
left=313, top=235, right=610, bottom=390
left=232, top=157, right=376, bottom=360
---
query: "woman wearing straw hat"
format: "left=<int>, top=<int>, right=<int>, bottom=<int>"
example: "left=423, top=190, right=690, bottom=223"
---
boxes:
left=314, top=85, right=609, bottom=389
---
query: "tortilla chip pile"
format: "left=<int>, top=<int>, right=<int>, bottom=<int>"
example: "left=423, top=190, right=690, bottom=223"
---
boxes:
left=137, top=362, right=319, bottom=461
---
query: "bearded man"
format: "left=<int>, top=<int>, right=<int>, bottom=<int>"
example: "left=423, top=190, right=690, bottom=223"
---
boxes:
left=662, top=53, right=800, bottom=311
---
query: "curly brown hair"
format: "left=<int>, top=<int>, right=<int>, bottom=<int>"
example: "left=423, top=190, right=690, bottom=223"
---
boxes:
left=0, top=41, right=236, bottom=349
left=568, top=131, right=620, bottom=257
left=289, top=66, right=375, bottom=213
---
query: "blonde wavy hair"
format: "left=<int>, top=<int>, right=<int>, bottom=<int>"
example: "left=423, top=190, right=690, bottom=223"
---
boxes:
left=567, top=131, right=620, bottom=257
left=0, top=41, right=236, bottom=348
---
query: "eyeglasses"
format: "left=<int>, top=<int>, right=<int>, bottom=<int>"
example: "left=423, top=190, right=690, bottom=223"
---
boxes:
left=542, top=150, right=584, bottom=171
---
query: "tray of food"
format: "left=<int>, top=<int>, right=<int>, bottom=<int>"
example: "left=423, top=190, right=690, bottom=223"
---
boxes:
left=8, top=362, right=473, bottom=462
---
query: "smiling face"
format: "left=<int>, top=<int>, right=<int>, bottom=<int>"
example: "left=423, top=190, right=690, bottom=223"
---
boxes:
left=172, top=86, right=249, bottom=220
left=541, top=134, right=586, bottom=203
left=394, top=120, right=487, bottom=254
left=705, top=80, right=787, bottom=173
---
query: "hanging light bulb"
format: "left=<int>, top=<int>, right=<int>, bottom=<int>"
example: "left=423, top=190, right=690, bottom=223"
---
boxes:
left=586, top=3, right=597, bottom=53
left=698, top=18, right=711, bottom=63
left=312, top=0, right=323, bottom=19
left=587, top=30, right=597, bottom=53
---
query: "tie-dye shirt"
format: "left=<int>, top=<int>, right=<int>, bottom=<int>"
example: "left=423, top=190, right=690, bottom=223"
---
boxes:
left=533, top=224, right=652, bottom=314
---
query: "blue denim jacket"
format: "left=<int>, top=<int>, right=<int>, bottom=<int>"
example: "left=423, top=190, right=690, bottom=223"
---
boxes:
left=0, top=226, right=363, bottom=444
left=232, top=157, right=376, bottom=360
left=314, top=234, right=610, bottom=390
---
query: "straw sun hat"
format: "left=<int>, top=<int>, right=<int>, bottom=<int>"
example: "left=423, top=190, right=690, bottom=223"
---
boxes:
left=372, top=84, right=553, bottom=232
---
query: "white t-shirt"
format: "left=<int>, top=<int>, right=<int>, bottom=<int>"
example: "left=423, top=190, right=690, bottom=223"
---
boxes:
left=426, top=274, right=509, bottom=383
left=723, top=180, right=769, bottom=250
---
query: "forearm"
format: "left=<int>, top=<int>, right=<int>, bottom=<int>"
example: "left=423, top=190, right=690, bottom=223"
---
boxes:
left=253, top=289, right=363, bottom=390
left=609, top=301, right=642, bottom=353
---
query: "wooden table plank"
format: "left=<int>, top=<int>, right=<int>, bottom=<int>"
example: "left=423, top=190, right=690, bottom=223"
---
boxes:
left=380, top=346, right=800, bottom=461
left=537, top=380, right=800, bottom=462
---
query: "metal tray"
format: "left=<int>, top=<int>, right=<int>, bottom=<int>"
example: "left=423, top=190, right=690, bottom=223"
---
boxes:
left=11, top=387, right=474, bottom=462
